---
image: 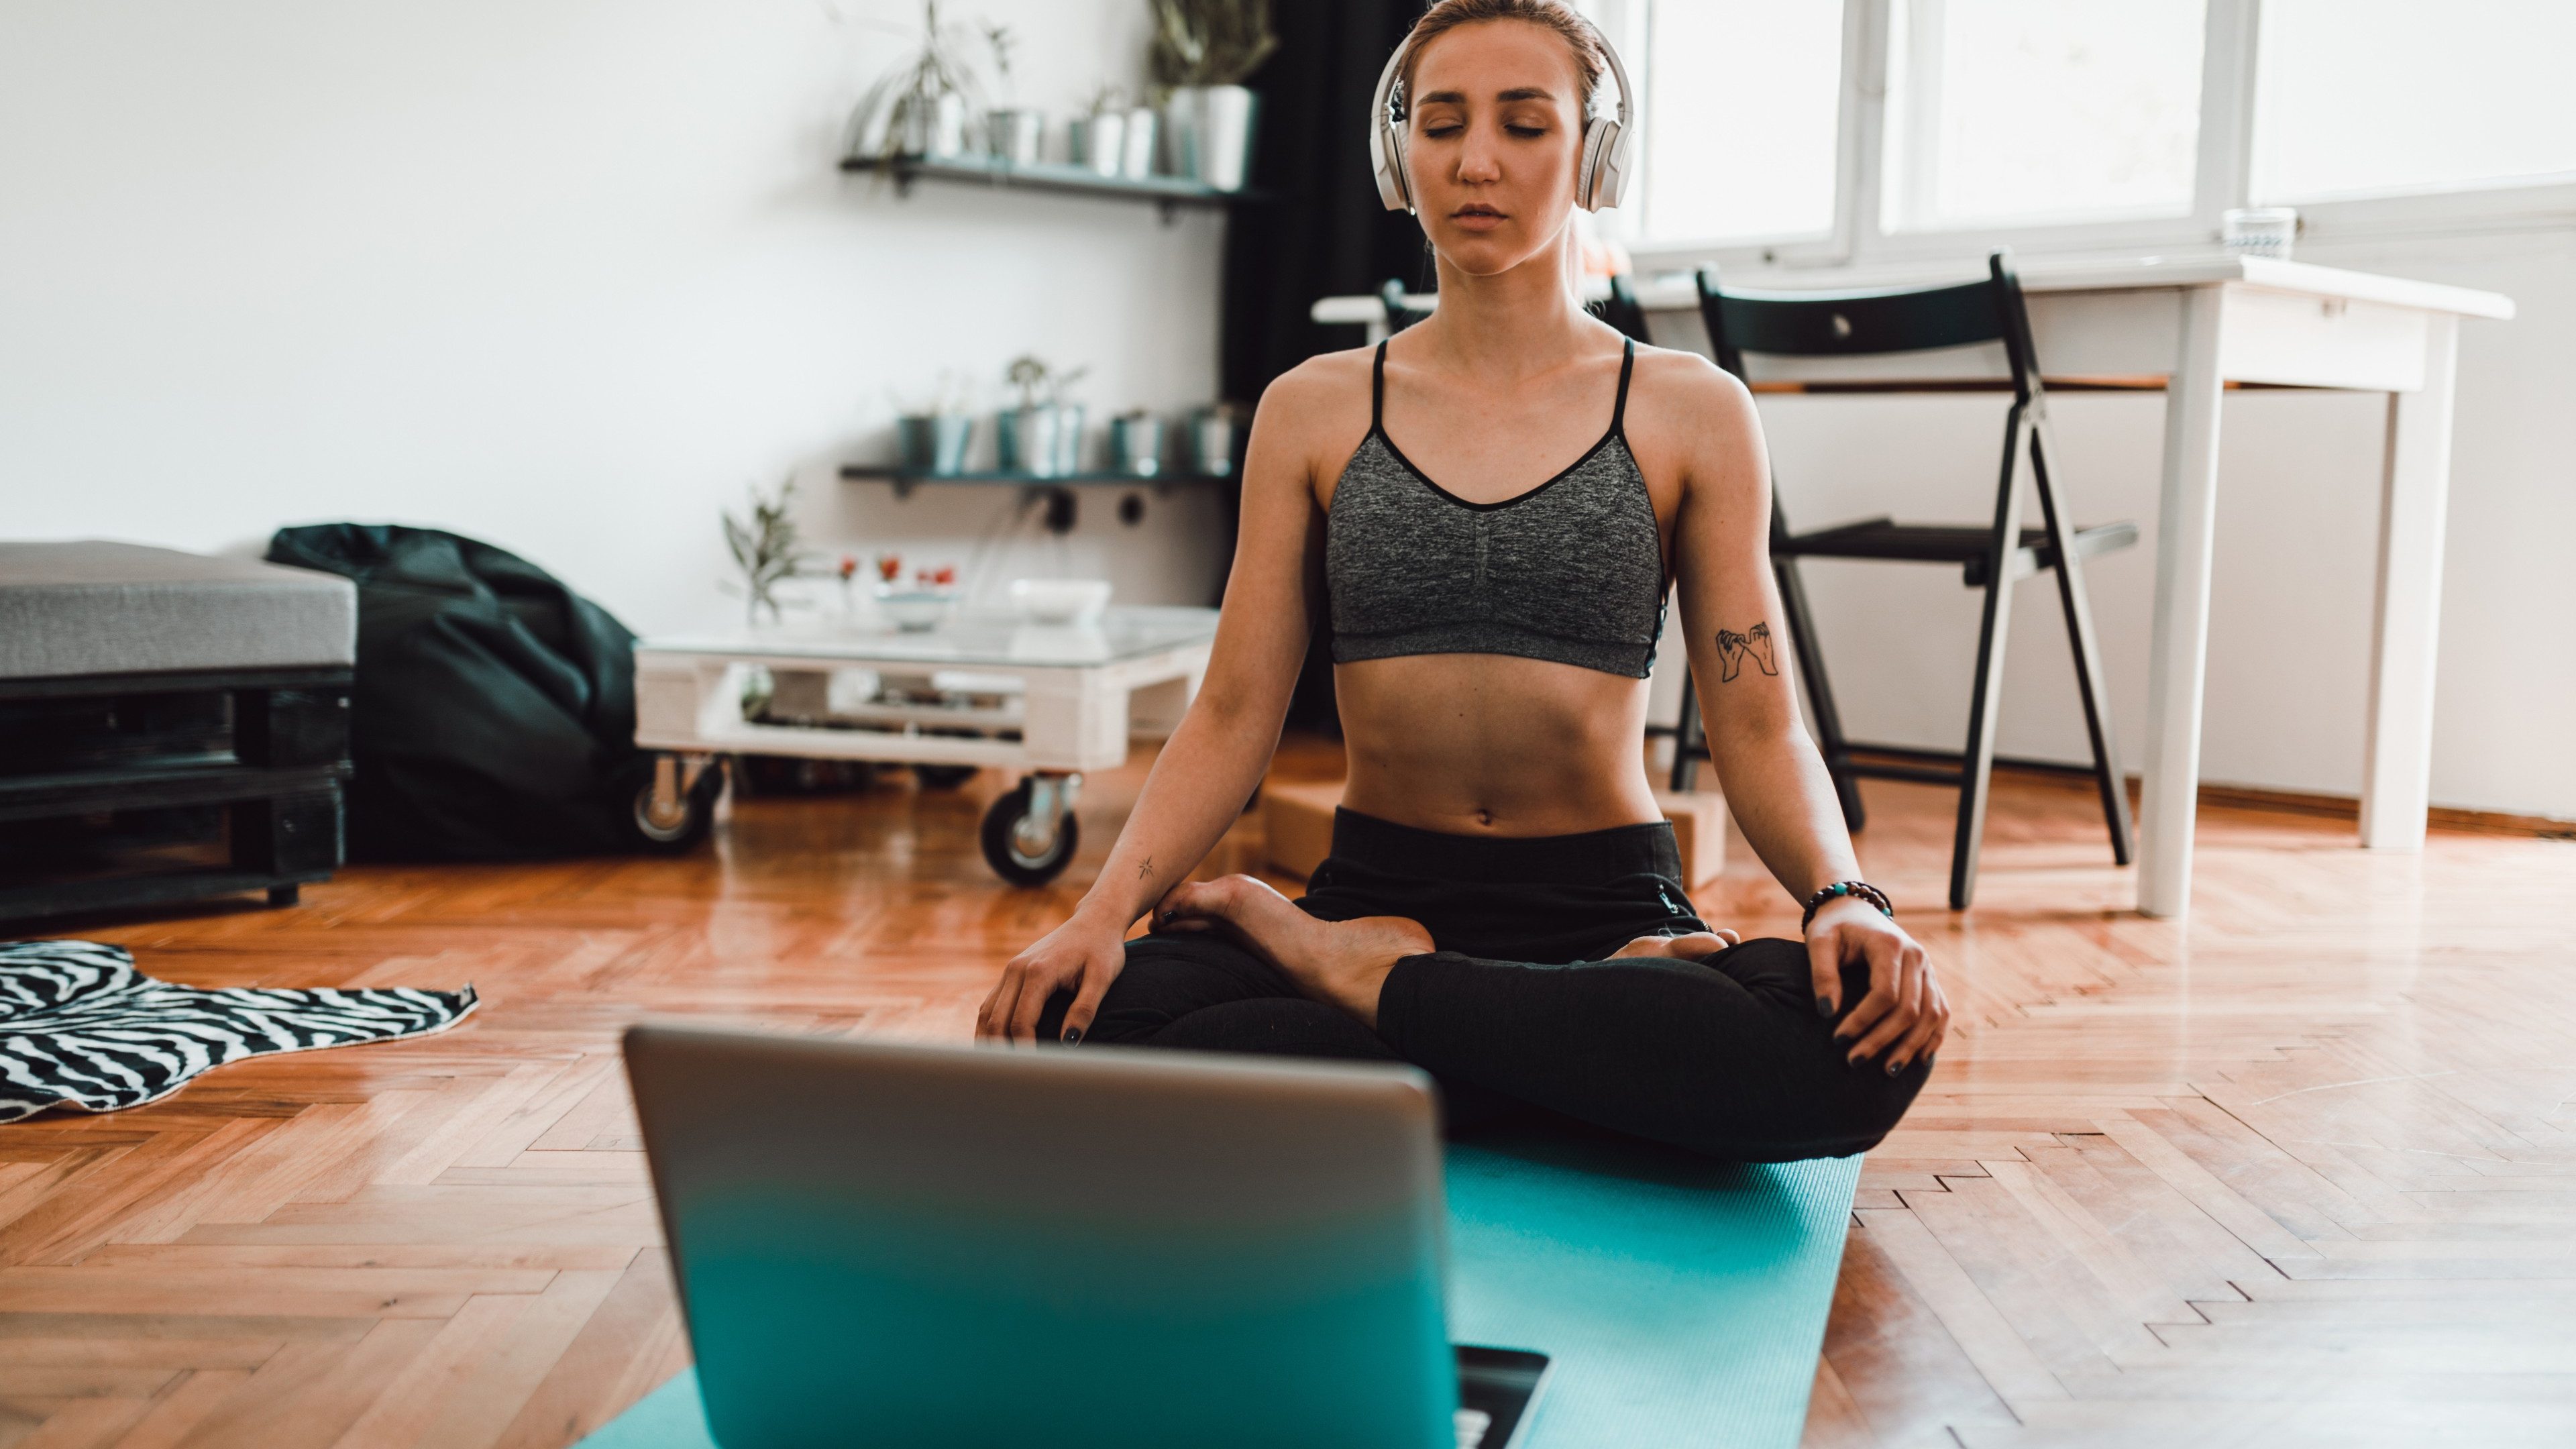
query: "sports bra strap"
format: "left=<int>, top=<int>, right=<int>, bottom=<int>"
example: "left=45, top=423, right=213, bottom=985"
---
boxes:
left=1371, top=340, right=1388, bottom=430
left=1611, top=336, right=1635, bottom=435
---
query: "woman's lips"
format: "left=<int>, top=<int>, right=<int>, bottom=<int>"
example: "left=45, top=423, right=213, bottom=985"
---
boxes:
left=1450, top=207, right=1507, bottom=232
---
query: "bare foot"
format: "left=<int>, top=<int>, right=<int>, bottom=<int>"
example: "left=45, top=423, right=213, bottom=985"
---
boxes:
left=1155, top=875, right=1433, bottom=1030
left=1609, top=929, right=1740, bottom=962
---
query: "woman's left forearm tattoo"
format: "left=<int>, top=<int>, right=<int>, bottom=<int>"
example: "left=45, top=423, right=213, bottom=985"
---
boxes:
left=1716, top=621, right=1778, bottom=682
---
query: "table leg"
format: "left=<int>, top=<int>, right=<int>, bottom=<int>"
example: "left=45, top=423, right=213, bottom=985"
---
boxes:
left=2359, top=313, right=2461, bottom=849
left=2137, top=287, right=2230, bottom=918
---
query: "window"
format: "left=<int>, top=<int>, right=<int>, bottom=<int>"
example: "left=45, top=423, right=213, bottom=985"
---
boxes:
left=1621, top=0, right=2575, bottom=268
left=1879, top=0, right=2208, bottom=231
left=1633, top=1, right=1845, bottom=245
left=2253, top=0, right=2576, bottom=204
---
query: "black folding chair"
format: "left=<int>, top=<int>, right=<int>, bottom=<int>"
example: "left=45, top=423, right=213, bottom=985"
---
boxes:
left=1666, top=252, right=2137, bottom=908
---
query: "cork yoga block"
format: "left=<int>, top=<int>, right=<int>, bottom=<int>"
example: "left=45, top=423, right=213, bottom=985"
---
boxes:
left=1260, top=779, right=1728, bottom=888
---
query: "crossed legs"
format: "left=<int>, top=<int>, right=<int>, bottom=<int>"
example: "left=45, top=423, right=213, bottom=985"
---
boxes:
left=1035, top=876, right=1928, bottom=1163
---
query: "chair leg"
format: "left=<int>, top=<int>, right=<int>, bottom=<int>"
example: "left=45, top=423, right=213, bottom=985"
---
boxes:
left=1951, top=409, right=2032, bottom=910
left=1773, top=513, right=1865, bottom=830
left=2031, top=417, right=2136, bottom=864
left=1669, top=667, right=1705, bottom=792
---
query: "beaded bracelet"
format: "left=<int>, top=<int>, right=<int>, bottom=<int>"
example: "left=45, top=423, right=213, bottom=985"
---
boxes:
left=1801, top=879, right=1894, bottom=930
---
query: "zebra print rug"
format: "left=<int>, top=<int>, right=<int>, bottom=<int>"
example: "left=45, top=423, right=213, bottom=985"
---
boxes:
left=0, top=939, right=478, bottom=1124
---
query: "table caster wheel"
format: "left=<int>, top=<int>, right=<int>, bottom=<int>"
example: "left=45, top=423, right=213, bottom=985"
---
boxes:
left=631, top=753, right=722, bottom=854
left=980, top=775, right=1081, bottom=886
left=913, top=763, right=979, bottom=790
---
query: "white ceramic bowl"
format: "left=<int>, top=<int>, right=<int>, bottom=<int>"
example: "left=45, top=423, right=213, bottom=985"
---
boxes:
left=875, top=590, right=955, bottom=632
left=1008, top=577, right=1112, bottom=625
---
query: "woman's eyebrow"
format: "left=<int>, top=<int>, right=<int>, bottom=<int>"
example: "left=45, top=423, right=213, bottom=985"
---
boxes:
left=1415, top=86, right=1560, bottom=106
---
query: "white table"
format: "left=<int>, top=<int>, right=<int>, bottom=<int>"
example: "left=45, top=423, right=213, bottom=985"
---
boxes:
left=1316, top=257, right=2514, bottom=917
left=633, top=606, right=1216, bottom=883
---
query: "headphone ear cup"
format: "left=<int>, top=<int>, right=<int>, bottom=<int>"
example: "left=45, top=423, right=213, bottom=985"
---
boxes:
left=1374, top=117, right=1413, bottom=212
left=1580, top=119, right=1629, bottom=211
left=1575, top=118, right=1609, bottom=211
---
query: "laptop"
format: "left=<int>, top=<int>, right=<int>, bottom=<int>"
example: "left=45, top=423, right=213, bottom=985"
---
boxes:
left=625, top=1022, right=1552, bottom=1449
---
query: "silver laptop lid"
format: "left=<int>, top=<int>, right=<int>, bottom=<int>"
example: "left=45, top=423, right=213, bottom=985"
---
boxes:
left=625, top=1023, right=1458, bottom=1449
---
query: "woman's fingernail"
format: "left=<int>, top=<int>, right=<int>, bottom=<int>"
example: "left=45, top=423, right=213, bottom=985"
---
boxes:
left=1061, top=1026, right=1082, bottom=1045
left=1885, top=1058, right=1904, bottom=1076
left=1815, top=996, right=1834, bottom=1018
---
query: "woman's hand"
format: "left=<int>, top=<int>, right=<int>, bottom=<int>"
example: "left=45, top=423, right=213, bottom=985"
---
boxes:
left=976, top=905, right=1131, bottom=1046
left=1807, top=897, right=1947, bottom=1073
left=1610, top=928, right=1741, bottom=960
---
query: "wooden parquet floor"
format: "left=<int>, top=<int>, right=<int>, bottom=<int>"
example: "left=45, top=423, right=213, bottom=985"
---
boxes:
left=3, top=736, right=2572, bottom=1448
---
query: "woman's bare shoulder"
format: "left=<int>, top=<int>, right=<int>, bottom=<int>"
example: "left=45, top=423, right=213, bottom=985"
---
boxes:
left=1621, top=341, right=1763, bottom=496
left=1625, top=341, right=1755, bottom=417
left=1257, top=346, right=1376, bottom=425
left=1249, top=346, right=1378, bottom=481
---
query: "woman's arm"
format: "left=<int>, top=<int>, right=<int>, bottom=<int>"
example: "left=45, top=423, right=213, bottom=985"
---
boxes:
left=1657, top=360, right=1949, bottom=1074
left=976, top=362, right=1346, bottom=1044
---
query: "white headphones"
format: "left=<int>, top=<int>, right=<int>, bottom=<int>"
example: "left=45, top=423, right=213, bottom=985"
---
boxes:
left=1367, top=17, right=1636, bottom=214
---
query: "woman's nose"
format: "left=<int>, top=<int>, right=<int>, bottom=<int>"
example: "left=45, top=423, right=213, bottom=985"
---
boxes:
left=1452, top=123, right=1504, bottom=183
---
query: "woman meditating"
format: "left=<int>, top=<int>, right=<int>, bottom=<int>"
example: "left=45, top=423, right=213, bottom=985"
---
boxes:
left=976, top=0, right=1943, bottom=1162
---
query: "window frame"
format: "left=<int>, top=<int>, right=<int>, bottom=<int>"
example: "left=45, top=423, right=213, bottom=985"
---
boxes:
left=1609, top=0, right=2576, bottom=275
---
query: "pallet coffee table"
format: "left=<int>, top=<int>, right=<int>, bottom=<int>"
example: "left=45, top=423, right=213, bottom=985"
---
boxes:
left=633, top=606, right=1216, bottom=884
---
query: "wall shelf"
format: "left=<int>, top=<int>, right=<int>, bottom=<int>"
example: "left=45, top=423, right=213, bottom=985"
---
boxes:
left=839, top=154, right=1265, bottom=221
left=839, top=465, right=1235, bottom=499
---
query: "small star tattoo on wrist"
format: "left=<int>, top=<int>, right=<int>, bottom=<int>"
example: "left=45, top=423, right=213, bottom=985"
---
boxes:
left=1137, top=857, right=1153, bottom=879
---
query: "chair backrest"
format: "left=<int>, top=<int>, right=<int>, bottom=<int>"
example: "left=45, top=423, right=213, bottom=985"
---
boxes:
left=1589, top=273, right=1655, bottom=344
left=1697, top=251, right=2042, bottom=400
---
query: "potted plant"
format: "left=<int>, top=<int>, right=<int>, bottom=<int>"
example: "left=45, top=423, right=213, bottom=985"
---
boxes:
left=1110, top=409, right=1162, bottom=476
left=1151, top=0, right=1276, bottom=191
left=893, top=371, right=976, bottom=476
left=1069, top=86, right=1128, bottom=177
left=845, top=0, right=995, bottom=167
left=980, top=21, right=1043, bottom=167
left=722, top=479, right=816, bottom=627
left=997, top=356, right=1089, bottom=478
left=1049, top=362, right=1092, bottom=476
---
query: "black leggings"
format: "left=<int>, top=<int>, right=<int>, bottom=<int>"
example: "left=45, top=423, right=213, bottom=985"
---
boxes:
left=1036, top=809, right=1929, bottom=1163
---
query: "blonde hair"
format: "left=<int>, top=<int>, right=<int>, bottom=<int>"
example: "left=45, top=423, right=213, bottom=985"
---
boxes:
left=1395, top=0, right=1608, bottom=120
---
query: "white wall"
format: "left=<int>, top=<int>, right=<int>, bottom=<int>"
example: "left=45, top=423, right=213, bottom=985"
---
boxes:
left=7, top=1, right=2570, bottom=821
left=0, top=0, right=1232, bottom=635
left=1646, top=227, right=2575, bottom=823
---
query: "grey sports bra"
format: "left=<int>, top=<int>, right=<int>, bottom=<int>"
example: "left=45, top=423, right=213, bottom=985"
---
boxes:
left=1325, top=337, right=1668, bottom=679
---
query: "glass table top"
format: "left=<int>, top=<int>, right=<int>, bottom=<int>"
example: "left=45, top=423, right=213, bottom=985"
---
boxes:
left=637, top=605, right=1218, bottom=667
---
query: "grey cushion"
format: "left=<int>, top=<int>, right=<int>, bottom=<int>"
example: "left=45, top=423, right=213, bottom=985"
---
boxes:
left=0, top=541, right=356, bottom=680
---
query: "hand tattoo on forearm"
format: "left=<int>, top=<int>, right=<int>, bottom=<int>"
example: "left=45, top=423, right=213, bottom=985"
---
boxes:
left=1716, top=622, right=1778, bottom=682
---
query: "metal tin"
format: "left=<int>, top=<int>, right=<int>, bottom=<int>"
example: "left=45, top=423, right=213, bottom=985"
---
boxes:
left=1109, top=415, right=1162, bottom=476
left=896, top=415, right=973, bottom=476
left=1069, top=113, right=1126, bottom=176
left=995, top=407, right=1061, bottom=477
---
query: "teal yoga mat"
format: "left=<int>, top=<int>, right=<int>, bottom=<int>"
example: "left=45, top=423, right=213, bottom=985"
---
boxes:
left=582, top=1133, right=1860, bottom=1449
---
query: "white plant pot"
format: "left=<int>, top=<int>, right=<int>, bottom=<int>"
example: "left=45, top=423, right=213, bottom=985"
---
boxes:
left=1069, top=113, right=1126, bottom=176
left=1119, top=106, right=1159, bottom=179
left=996, top=406, right=1061, bottom=477
left=913, top=91, right=968, bottom=158
left=1166, top=85, right=1258, bottom=191
left=986, top=107, right=1042, bottom=166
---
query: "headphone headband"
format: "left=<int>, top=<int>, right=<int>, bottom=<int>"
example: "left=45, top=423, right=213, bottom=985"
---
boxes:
left=1368, top=16, right=1636, bottom=214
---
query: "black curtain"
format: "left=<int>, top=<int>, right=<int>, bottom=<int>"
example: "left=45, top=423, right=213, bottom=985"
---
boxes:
left=1222, top=0, right=1428, bottom=402
left=1220, top=0, right=1429, bottom=730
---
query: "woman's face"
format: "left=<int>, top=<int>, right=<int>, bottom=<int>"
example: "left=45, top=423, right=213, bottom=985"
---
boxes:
left=1404, top=20, right=1587, bottom=277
